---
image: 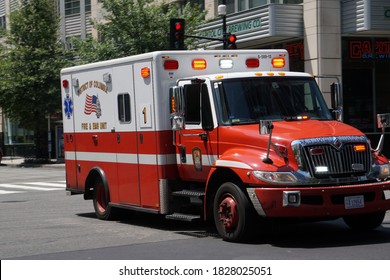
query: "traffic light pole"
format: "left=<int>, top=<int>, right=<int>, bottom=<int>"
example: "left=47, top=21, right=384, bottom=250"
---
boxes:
left=221, top=1, right=228, bottom=50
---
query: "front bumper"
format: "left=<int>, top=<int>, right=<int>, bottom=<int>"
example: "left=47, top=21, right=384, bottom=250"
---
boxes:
left=247, top=180, right=390, bottom=218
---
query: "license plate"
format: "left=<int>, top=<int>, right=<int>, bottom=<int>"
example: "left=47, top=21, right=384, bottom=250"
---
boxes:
left=344, top=195, right=365, bottom=209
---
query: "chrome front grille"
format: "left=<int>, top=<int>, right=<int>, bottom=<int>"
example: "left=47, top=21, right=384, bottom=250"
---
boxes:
left=292, top=136, right=372, bottom=179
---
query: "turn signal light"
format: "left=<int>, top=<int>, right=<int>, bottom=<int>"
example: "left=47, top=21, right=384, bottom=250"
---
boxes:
left=354, top=145, right=366, bottom=152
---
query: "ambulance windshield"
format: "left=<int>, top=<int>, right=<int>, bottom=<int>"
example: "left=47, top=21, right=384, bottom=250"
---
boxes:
left=216, top=77, right=333, bottom=125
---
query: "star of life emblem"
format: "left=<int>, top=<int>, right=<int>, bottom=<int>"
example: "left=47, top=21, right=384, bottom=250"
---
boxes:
left=64, top=94, right=73, bottom=119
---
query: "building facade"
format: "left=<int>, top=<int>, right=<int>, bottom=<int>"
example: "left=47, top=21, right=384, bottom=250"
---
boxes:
left=1, top=0, right=390, bottom=157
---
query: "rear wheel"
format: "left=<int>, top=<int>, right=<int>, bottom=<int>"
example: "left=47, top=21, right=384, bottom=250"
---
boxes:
left=343, top=211, right=386, bottom=231
left=213, top=182, right=255, bottom=242
left=93, top=177, right=114, bottom=220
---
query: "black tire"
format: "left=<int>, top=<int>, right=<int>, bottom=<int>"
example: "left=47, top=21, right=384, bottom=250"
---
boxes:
left=92, top=176, right=114, bottom=220
left=343, top=211, right=386, bottom=231
left=213, top=182, right=255, bottom=242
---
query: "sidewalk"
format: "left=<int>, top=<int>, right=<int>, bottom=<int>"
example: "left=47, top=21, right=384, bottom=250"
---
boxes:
left=0, top=157, right=65, bottom=168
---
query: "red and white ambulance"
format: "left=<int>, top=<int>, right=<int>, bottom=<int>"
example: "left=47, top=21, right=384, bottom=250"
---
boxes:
left=61, top=50, right=390, bottom=242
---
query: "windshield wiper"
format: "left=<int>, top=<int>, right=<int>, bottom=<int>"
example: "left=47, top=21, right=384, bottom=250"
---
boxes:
left=231, top=118, right=258, bottom=125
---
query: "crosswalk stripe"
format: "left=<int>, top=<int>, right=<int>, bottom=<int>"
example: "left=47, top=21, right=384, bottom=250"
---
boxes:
left=0, top=190, right=22, bottom=195
left=0, top=183, right=59, bottom=191
left=25, top=182, right=66, bottom=188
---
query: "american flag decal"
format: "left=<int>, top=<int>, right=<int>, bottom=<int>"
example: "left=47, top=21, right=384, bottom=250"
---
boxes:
left=84, top=94, right=102, bottom=117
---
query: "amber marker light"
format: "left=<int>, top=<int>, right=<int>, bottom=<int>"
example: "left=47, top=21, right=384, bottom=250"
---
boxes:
left=354, top=145, right=366, bottom=152
left=141, top=67, right=150, bottom=78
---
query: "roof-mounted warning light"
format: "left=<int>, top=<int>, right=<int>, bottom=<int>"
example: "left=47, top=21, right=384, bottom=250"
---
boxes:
left=192, top=59, right=207, bottom=70
left=62, top=80, right=69, bottom=88
left=272, top=57, right=285, bottom=68
left=164, top=60, right=179, bottom=70
left=246, top=58, right=259, bottom=68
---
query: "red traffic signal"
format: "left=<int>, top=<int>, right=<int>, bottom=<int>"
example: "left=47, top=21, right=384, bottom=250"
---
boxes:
left=169, top=18, right=185, bottom=50
left=225, top=33, right=237, bottom=49
left=228, top=34, right=237, bottom=44
left=175, top=22, right=183, bottom=31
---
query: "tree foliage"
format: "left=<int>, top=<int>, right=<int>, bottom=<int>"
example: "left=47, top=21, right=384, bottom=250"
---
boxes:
left=0, top=0, right=69, bottom=158
left=72, top=0, right=207, bottom=63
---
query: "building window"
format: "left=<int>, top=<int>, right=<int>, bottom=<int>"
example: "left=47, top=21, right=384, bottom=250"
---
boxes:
left=4, top=118, right=34, bottom=145
left=0, top=15, right=5, bottom=29
left=218, top=0, right=302, bottom=14
left=85, top=0, right=91, bottom=12
left=65, top=0, right=91, bottom=16
left=65, top=0, right=80, bottom=16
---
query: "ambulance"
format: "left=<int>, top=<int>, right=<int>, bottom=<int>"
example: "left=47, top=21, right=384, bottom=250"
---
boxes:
left=61, top=50, right=390, bottom=242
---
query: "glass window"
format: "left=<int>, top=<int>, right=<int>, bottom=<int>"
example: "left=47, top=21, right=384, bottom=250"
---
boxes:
left=218, top=0, right=302, bottom=14
left=85, top=0, right=91, bottom=12
left=184, top=84, right=201, bottom=125
left=4, top=118, right=34, bottom=145
left=249, top=0, right=267, bottom=9
left=0, top=15, right=6, bottom=29
left=65, top=0, right=80, bottom=16
left=118, top=93, right=131, bottom=123
left=216, top=77, right=332, bottom=125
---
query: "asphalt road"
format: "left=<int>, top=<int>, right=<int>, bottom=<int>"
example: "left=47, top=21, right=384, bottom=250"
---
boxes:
left=1, top=165, right=390, bottom=260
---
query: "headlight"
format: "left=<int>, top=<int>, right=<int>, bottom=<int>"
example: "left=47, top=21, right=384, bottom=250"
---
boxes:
left=372, top=163, right=390, bottom=180
left=253, top=171, right=298, bottom=184
left=378, top=164, right=390, bottom=179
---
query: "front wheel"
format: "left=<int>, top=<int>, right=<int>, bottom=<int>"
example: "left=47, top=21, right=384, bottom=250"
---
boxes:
left=93, top=177, right=115, bottom=220
left=343, top=211, right=386, bottom=231
left=213, top=182, right=255, bottom=242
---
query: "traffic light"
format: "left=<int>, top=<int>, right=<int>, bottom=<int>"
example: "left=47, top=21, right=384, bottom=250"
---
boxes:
left=226, top=34, right=237, bottom=49
left=169, top=18, right=185, bottom=50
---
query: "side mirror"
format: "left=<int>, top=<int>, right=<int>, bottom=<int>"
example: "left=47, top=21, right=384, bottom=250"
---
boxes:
left=375, top=113, right=390, bottom=154
left=170, top=86, right=185, bottom=130
left=331, top=82, right=343, bottom=122
left=259, top=120, right=273, bottom=135
left=377, top=113, right=390, bottom=129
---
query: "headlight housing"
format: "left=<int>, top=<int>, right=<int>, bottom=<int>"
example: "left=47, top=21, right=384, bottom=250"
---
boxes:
left=252, top=171, right=298, bottom=185
left=373, top=163, right=390, bottom=180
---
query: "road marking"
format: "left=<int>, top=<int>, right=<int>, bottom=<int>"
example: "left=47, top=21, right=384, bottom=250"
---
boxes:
left=0, top=190, right=22, bottom=195
left=25, top=182, right=66, bottom=188
left=0, top=183, right=59, bottom=191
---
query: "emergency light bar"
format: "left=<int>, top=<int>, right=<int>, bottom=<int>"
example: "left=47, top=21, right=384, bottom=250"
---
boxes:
left=272, top=58, right=285, bottom=68
left=164, top=60, right=179, bottom=70
left=219, top=59, right=233, bottom=69
left=246, top=58, right=259, bottom=68
left=192, top=59, right=207, bottom=70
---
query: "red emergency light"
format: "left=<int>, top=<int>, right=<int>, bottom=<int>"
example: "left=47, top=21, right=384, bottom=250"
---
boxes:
left=246, top=58, right=259, bottom=68
left=164, top=60, right=179, bottom=70
left=62, top=80, right=69, bottom=88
